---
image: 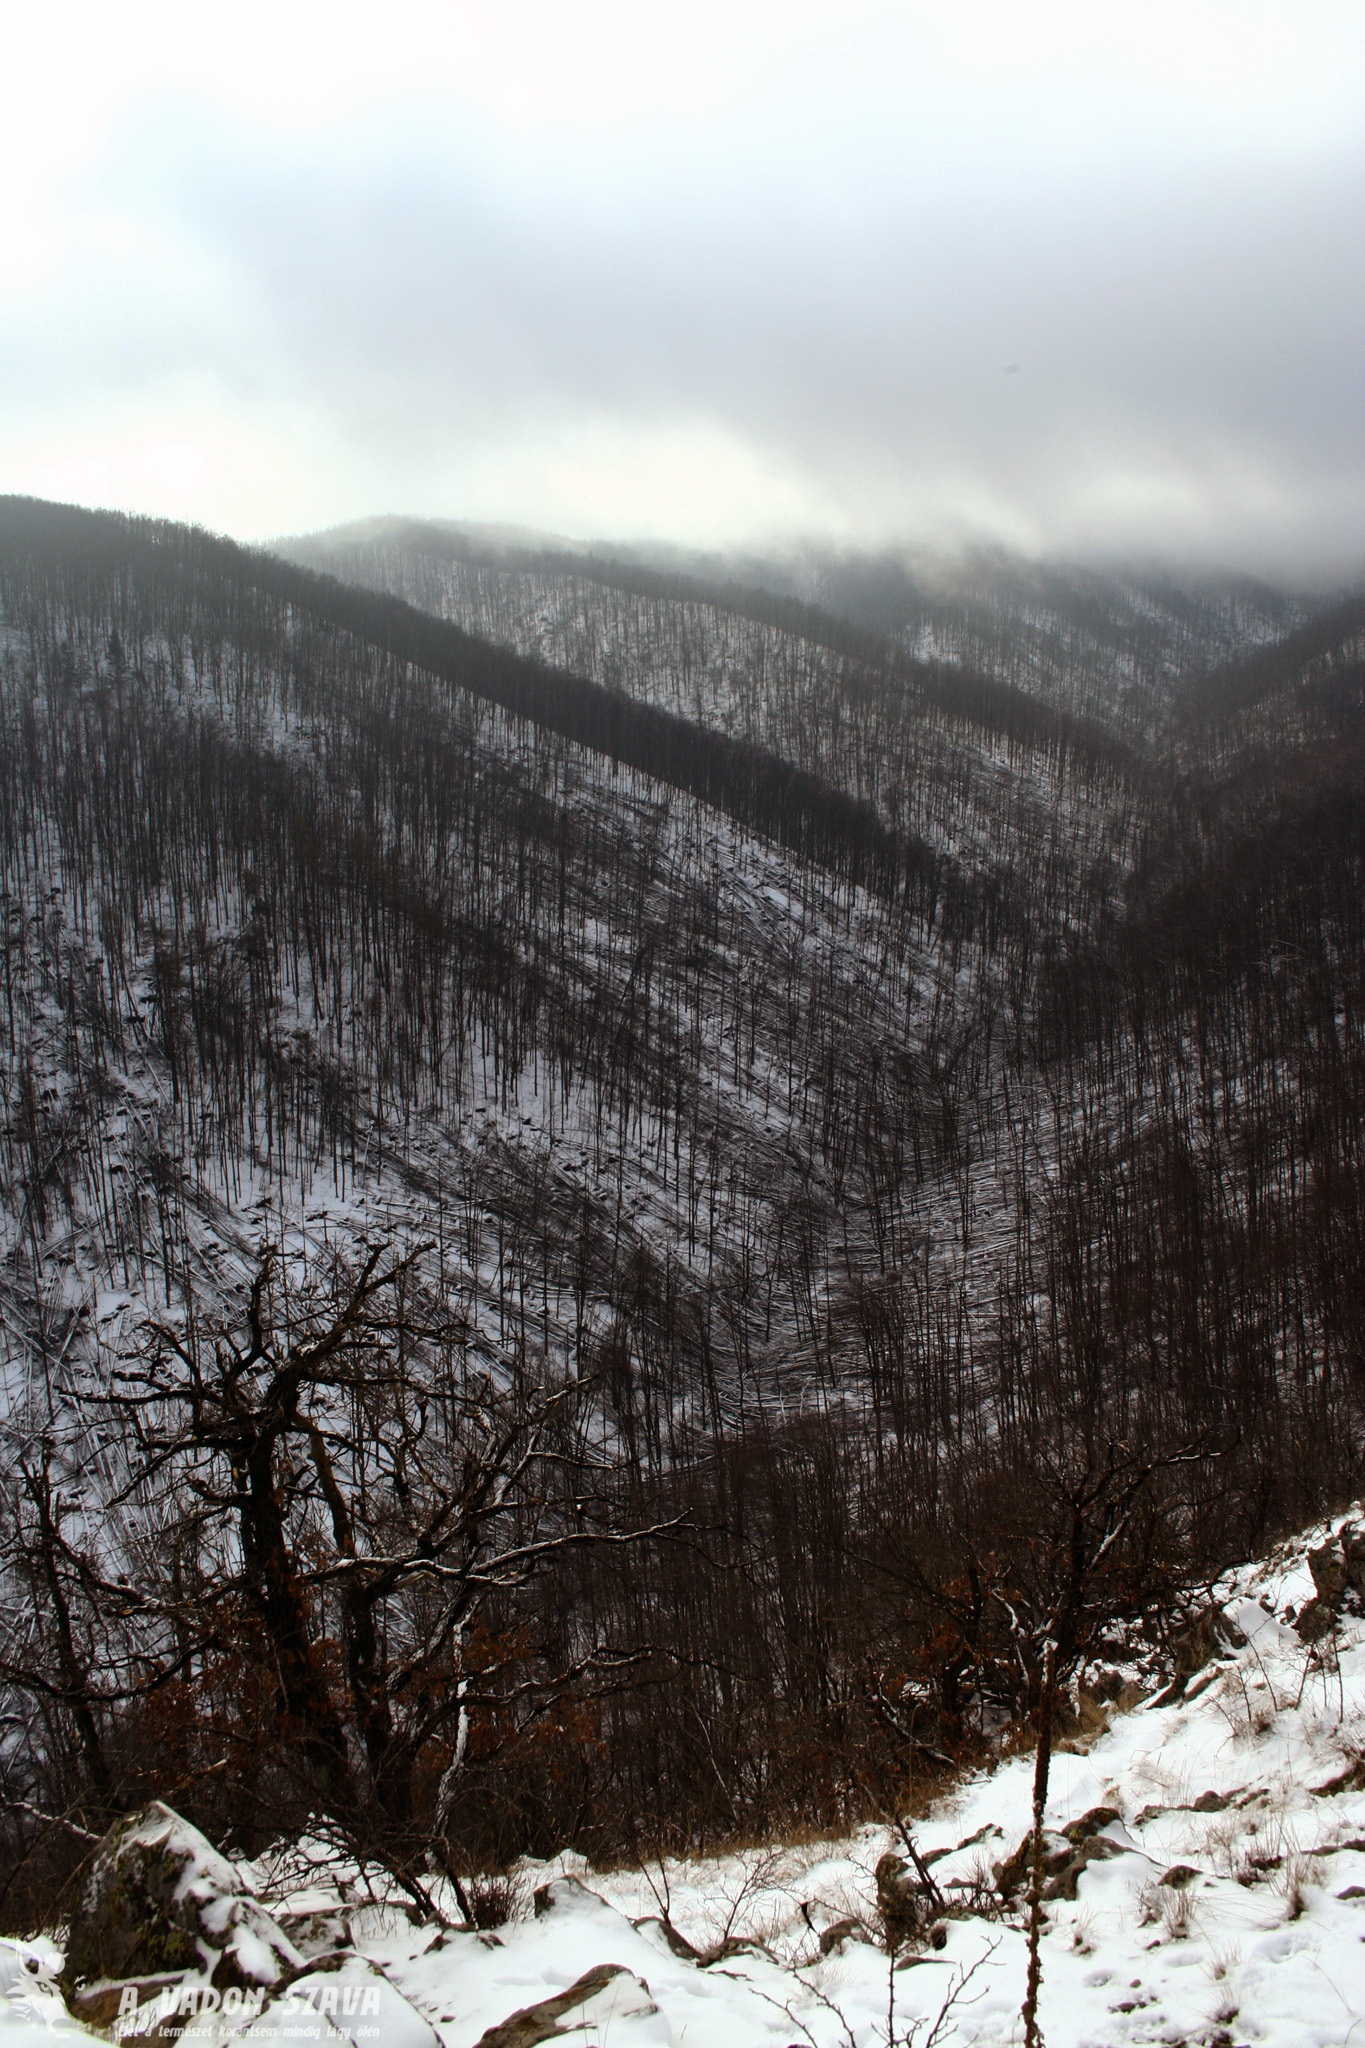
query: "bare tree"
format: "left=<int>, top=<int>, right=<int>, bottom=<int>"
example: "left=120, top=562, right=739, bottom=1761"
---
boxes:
left=1, top=1241, right=682, bottom=1903
left=1005, top=1438, right=1205, bottom=2048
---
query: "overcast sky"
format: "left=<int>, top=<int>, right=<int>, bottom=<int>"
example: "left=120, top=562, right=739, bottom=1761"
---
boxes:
left=3, top=0, right=1363, bottom=571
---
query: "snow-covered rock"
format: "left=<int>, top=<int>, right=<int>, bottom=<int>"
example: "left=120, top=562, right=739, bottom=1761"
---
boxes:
left=13, top=1508, right=1365, bottom=2045
left=168, top=1953, right=441, bottom=2048
left=61, top=1803, right=301, bottom=2026
left=471, top=1964, right=668, bottom=2047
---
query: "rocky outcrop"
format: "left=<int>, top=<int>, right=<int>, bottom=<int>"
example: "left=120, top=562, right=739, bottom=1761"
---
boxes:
left=994, top=1805, right=1126, bottom=1901
left=61, top=1802, right=301, bottom=2021
left=472, top=1965, right=663, bottom=2047
left=1296, top=1522, right=1365, bottom=1641
left=248, top=1954, right=440, bottom=2048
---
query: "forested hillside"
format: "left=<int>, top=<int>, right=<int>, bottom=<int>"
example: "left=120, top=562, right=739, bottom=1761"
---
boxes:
left=282, top=516, right=1336, bottom=742
left=3, top=496, right=1364, bottom=1923
left=282, top=520, right=1157, bottom=918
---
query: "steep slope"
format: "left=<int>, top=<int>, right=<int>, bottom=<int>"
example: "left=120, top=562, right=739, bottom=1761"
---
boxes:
left=279, top=519, right=1159, bottom=939
left=799, top=545, right=1327, bottom=738
left=279, top=511, right=1365, bottom=1520
left=500, top=1506, right=1365, bottom=2048
left=281, top=517, right=1335, bottom=743
left=0, top=499, right=984, bottom=1443
left=2, top=497, right=1093, bottom=1886
left=6, top=496, right=1365, bottom=1530
left=7, top=1508, right=1365, bottom=2046
left=4, top=496, right=1365, bottom=1882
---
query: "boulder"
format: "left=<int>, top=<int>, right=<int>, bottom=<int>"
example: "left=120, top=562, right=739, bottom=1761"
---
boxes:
left=211, top=1955, right=440, bottom=2048
left=992, top=1830, right=1073, bottom=1897
left=472, top=1965, right=667, bottom=2047
left=94, top=1949, right=439, bottom=2048
left=995, top=1812, right=1126, bottom=1901
left=1299, top=1522, right=1365, bottom=1639
left=61, top=1802, right=301, bottom=2012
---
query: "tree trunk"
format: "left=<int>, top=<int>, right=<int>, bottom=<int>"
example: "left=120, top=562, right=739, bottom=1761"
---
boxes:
left=239, top=1440, right=353, bottom=1802
left=1021, top=1638, right=1056, bottom=2048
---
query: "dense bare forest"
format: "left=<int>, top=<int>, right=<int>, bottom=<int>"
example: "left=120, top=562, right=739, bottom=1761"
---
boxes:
left=3, top=495, right=1364, bottom=1925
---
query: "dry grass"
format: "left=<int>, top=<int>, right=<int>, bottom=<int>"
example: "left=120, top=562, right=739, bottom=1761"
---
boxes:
left=1160, top=1886, right=1195, bottom=1940
left=1280, top=1853, right=1324, bottom=1921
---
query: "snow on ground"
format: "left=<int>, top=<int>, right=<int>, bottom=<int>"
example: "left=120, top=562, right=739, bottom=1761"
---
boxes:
left=6, top=1512, right=1365, bottom=2046
left=279, top=535, right=1154, bottom=900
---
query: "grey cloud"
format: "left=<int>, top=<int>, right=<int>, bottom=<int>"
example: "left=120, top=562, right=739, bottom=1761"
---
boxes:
left=12, top=86, right=1365, bottom=570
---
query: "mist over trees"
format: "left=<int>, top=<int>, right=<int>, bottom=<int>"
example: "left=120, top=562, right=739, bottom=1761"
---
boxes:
left=2, top=495, right=1364, bottom=1921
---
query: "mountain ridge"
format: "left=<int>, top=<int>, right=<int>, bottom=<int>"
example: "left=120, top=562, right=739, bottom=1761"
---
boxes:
left=2, top=491, right=1364, bottom=1909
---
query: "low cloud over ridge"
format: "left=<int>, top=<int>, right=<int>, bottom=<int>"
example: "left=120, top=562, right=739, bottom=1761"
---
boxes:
left=3, top=0, right=1362, bottom=572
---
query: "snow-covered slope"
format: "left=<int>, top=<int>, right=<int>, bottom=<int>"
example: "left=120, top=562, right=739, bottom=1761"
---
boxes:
left=0, top=548, right=968, bottom=1432
left=498, top=1512, right=1365, bottom=2046
left=6, top=500, right=1365, bottom=1921
left=7, top=1510, right=1365, bottom=2046
left=9, top=504, right=1353, bottom=1460
left=282, top=520, right=1330, bottom=744
left=278, top=522, right=1160, bottom=920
